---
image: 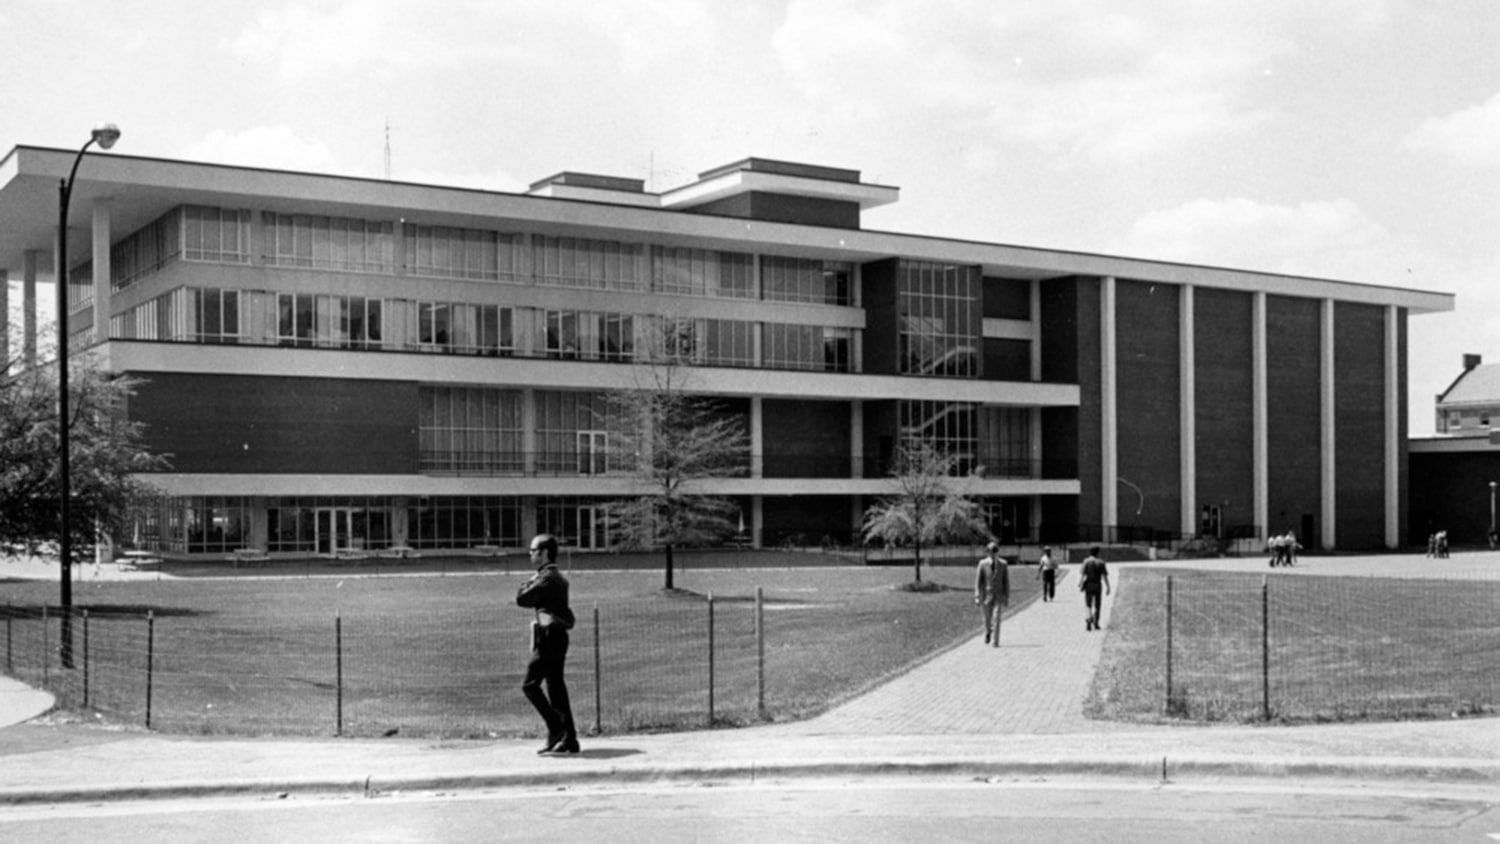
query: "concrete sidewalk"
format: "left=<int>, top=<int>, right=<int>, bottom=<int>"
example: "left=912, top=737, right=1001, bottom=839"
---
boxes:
left=781, top=565, right=1128, bottom=736
left=1, top=555, right=1498, bottom=805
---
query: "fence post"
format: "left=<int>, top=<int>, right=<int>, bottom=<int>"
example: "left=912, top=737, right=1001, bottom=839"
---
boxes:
left=1164, top=575, right=1173, bottom=715
left=335, top=614, right=343, bottom=737
left=82, top=609, right=90, bottom=709
left=42, top=605, right=48, bottom=686
left=145, top=611, right=155, bottom=729
left=592, top=602, right=601, bottom=735
left=755, top=586, right=766, bottom=720
left=1261, top=575, right=1270, bottom=721
left=706, top=592, right=715, bottom=728
left=6, top=601, right=12, bottom=675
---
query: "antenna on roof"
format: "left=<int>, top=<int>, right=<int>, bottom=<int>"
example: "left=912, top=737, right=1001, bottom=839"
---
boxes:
left=384, top=118, right=392, bottom=181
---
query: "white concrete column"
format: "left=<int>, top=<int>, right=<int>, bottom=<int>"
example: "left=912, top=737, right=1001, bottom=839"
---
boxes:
left=1101, top=276, right=1118, bottom=533
left=850, top=400, right=865, bottom=479
left=23, top=250, right=38, bottom=367
left=1321, top=299, right=1337, bottom=551
left=1180, top=283, right=1196, bottom=537
left=520, top=233, right=536, bottom=284
left=1, top=270, right=8, bottom=372
left=392, top=220, right=406, bottom=277
left=1252, top=291, right=1268, bottom=542
left=521, top=497, right=538, bottom=544
left=1384, top=305, right=1400, bottom=549
left=92, top=200, right=113, bottom=343
left=750, top=396, right=764, bottom=479
left=751, top=495, right=764, bottom=548
left=1029, top=278, right=1042, bottom=382
left=522, top=389, right=538, bottom=476
left=392, top=498, right=410, bottom=545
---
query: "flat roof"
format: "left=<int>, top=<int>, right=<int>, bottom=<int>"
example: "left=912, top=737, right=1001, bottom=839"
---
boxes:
left=0, top=145, right=1456, bottom=315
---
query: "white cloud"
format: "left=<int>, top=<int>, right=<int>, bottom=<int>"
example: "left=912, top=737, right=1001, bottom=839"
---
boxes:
left=770, top=0, right=1378, bottom=164
left=1402, top=91, right=1500, bottom=167
left=180, top=127, right=351, bottom=175
left=586, top=0, right=719, bottom=74
left=229, top=0, right=715, bottom=79
left=1112, top=196, right=1391, bottom=278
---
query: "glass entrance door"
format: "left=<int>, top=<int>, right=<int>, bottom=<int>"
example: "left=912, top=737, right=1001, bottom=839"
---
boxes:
left=316, top=508, right=363, bottom=554
left=576, top=505, right=610, bottom=550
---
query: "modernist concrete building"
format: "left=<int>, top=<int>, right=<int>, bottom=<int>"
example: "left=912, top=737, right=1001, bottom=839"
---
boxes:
left=0, top=145, right=1454, bottom=557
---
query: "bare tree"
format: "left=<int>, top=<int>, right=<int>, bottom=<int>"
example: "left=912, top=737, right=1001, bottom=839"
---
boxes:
left=603, top=318, right=750, bottom=590
left=861, top=441, right=990, bottom=583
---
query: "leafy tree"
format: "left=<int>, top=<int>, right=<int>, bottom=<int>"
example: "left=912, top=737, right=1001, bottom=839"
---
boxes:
left=861, top=441, right=990, bottom=583
left=0, top=346, right=168, bottom=554
left=603, top=320, right=750, bottom=590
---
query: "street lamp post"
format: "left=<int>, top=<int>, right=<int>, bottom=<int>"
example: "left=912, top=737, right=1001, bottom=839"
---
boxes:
left=56, top=123, right=120, bottom=669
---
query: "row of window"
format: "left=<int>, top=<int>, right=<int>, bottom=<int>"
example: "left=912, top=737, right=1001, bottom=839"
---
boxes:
left=103, top=205, right=854, bottom=306
left=111, top=286, right=855, bottom=372
left=418, top=388, right=1034, bottom=480
left=127, top=493, right=1037, bottom=555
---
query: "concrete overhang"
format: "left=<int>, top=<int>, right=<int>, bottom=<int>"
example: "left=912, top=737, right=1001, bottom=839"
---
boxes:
left=0, top=146, right=1456, bottom=316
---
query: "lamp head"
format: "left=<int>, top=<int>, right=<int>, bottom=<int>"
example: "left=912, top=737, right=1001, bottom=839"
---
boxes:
left=91, top=124, right=121, bottom=150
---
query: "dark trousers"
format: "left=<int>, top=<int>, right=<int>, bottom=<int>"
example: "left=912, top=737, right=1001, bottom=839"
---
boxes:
left=1041, top=570, right=1056, bottom=601
left=1084, top=585, right=1103, bottom=625
left=522, top=625, right=575, bottom=744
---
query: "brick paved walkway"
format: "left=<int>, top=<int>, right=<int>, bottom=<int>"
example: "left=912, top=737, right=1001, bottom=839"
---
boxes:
left=782, top=566, right=1147, bottom=735
left=780, top=552, right=1500, bottom=737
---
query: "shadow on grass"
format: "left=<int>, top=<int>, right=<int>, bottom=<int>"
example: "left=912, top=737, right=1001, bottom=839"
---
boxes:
left=644, top=588, right=826, bottom=606
left=894, top=580, right=965, bottom=594
left=0, top=602, right=206, bottom=619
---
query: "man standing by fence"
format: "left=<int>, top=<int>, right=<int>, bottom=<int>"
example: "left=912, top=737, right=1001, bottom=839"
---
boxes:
left=975, top=542, right=1010, bottom=647
left=516, top=533, right=579, bottom=755
left=1079, top=545, right=1110, bottom=631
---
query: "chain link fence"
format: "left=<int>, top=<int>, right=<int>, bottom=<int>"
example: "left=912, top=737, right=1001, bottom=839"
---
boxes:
left=2, top=582, right=928, bottom=738
left=1093, top=569, right=1500, bottom=723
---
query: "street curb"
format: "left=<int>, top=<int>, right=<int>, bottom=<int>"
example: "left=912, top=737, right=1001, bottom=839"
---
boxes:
left=2, top=755, right=1497, bottom=806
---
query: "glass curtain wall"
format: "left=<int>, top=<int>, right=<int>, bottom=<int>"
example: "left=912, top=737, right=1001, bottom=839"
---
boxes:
left=405, top=496, right=521, bottom=550
left=978, top=406, right=1034, bottom=478
left=898, top=261, right=980, bottom=377
left=418, top=386, right=524, bottom=474
left=899, top=400, right=979, bottom=473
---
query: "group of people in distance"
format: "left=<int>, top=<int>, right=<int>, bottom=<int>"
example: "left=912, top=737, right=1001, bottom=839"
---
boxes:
left=1267, top=531, right=1302, bottom=567
left=974, top=543, right=1111, bottom=644
left=1426, top=530, right=1450, bottom=558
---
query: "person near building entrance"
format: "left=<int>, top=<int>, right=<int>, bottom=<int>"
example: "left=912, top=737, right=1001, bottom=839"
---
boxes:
left=1035, top=545, right=1059, bottom=601
left=974, top=542, right=1010, bottom=647
left=516, top=533, right=579, bottom=755
left=1078, top=545, right=1110, bottom=631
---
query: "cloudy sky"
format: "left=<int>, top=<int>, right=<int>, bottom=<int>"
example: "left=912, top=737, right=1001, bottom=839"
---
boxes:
left=3, top=0, right=1497, bottom=434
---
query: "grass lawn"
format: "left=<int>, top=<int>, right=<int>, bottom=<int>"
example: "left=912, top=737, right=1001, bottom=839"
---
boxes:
left=1087, top=567, right=1500, bottom=724
left=1, top=552, right=1036, bottom=738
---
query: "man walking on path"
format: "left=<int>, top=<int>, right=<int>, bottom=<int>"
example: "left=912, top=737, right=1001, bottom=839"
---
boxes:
left=1079, top=545, right=1110, bottom=631
left=516, top=533, right=580, bottom=755
left=975, top=542, right=1010, bottom=647
left=1035, top=545, right=1059, bottom=601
